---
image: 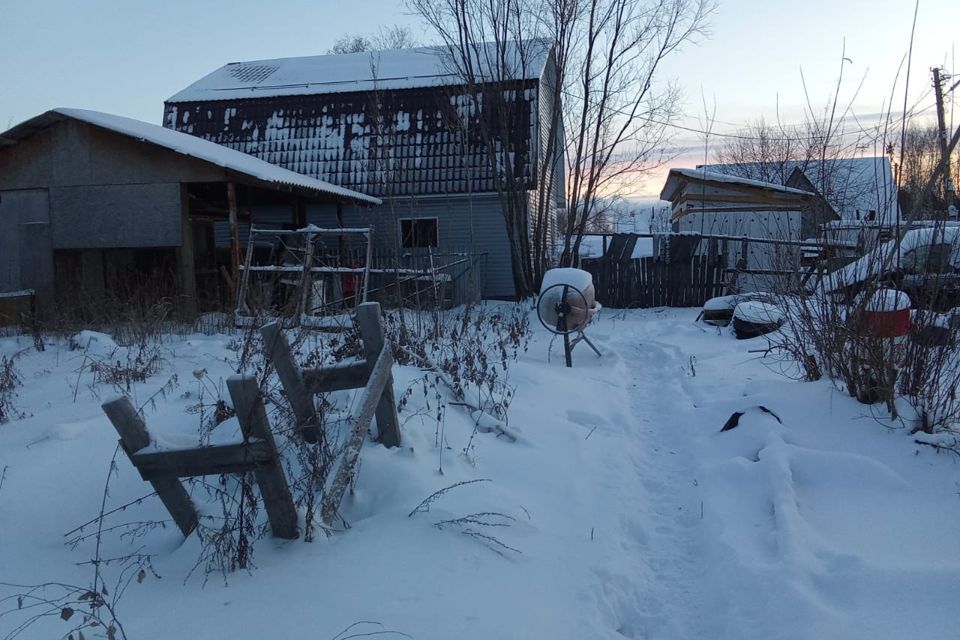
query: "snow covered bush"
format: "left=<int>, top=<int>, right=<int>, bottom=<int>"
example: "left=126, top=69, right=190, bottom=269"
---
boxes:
left=385, top=303, right=530, bottom=426
left=768, top=222, right=960, bottom=431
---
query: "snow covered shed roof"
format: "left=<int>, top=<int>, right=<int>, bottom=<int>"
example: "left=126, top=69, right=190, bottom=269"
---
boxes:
left=660, top=167, right=816, bottom=202
left=167, top=40, right=552, bottom=103
left=0, top=108, right=382, bottom=205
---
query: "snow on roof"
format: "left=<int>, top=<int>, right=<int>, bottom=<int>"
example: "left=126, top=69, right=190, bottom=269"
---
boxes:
left=2, top=109, right=380, bottom=205
left=704, top=157, right=898, bottom=223
left=168, top=40, right=552, bottom=103
left=660, top=167, right=815, bottom=201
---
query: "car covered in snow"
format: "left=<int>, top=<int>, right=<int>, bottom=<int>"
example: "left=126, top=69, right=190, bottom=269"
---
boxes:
left=820, top=225, right=960, bottom=312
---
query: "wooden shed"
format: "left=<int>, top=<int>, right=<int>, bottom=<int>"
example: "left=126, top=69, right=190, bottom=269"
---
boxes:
left=0, top=108, right=379, bottom=320
left=660, top=168, right=838, bottom=292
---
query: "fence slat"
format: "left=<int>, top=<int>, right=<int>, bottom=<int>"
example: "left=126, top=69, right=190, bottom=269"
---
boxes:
left=227, top=375, right=299, bottom=540
left=321, top=345, right=395, bottom=525
left=101, top=397, right=198, bottom=537
left=356, top=302, right=401, bottom=448
left=260, top=321, right=321, bottom=442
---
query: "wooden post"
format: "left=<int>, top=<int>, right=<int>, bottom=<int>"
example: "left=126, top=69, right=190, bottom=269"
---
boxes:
left=101, top=397, right=198, bottom=537
left=227, top=376, right=299, bottom=540
left=355, top=302, right=401, bottom=447
left=297, top=230, right=316, bottom=320
left=260, top=321, right=321, bottom=443
left=178, top=186, right=198, bottom=317
left=321, top=344, right=395, bottom=525
left=227, top=182, right=241, bottom=290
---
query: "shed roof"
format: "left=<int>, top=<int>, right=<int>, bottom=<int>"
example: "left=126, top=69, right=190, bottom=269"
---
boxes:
left=0, top=108, right=381, bottom=205
left=660, top=167, right=815, bottom=202
left=167, top=40, right=551, bottom=103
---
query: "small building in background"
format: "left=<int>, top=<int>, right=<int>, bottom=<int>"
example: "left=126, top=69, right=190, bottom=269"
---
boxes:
left=162, top=41, right=565, bottom=299
left=0, top=108, right=377, bottom=320
left=702, top=156, right=899, bottom=224
left=660, top=168, right=838, bottom=291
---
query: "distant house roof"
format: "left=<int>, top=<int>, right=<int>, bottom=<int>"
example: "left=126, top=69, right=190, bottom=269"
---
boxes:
left=167, top=40, right=552, bottom=103
left=660, top=167, right=815, bottom=202
left=0, top=108, right=381, bottom=205
left=701, top=157, right=897, bottom=222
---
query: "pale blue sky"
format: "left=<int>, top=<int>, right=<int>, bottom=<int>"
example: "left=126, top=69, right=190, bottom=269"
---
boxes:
left=1, top=0, right=957, bottom=195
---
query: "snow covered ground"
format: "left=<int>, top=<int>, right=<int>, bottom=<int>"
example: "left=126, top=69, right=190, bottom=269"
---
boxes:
left=1, top=308, right=959, bottom=639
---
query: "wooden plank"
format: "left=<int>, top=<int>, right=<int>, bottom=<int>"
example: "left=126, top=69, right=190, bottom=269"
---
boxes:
left=260, top=321, right=321, bottom=442
left=302, top=360, right=371, bottom=393
left=131, top=441, right=275, bottom=480
left=101, top=397, right=198, bottom=537
left=227, top=375, right=299, bottom=540
left=356, top=302, right=401, bottom=447
left=321, top=345, right=395, bottom=525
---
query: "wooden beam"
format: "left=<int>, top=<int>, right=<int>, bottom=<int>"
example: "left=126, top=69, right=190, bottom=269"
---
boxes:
left=131, top=441, right=275, bottom=480
left=227, top=182, right=240, bottom=287
left=101, top=397, right=198, bottom=537
left=321, top=344, right=395, bottom=525
left=302, top=360, right=370, bottom=393
left=260, top=321, right=321, bottom=442
left=178, top=184, right=198, bottom=317
left=356, top=302, right=401, bottom=447
left=227, top=375, right=299, bottom=540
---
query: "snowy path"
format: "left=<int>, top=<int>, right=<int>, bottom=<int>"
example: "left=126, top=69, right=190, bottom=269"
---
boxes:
left=582, top=312, right=960, bottom=640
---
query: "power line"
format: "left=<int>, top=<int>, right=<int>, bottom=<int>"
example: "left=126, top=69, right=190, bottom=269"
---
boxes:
left=559, top=86, right=937, bottom=144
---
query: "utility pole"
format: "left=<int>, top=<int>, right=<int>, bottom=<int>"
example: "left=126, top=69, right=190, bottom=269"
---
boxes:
left=932, top=67, right=956, bottom=215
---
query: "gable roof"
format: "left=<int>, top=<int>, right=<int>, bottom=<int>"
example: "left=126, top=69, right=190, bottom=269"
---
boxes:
left=660, top=167, right=816, bottom=202
left=0, top=108, right=381, bottom=205
left=167, top=40, right=552, bottom=104
left=701, top=157, right=897, bottom=222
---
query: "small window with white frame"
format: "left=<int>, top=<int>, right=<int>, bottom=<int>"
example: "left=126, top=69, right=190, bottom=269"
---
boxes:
left=399, top=218, right=438, bottom=249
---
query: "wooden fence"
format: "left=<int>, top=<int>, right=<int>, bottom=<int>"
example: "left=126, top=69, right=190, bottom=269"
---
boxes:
left=581, top=234, right=727, bottom=309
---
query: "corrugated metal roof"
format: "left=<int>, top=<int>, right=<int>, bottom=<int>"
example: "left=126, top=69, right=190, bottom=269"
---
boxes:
left=167, top=40, right=551, bottom=103
left=0, top=108, right=381, bottom=205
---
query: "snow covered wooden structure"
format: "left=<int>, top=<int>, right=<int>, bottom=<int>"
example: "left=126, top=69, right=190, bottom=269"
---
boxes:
left=703, top=157, right=899, bottom=224
left=163, top=41, right=565, bottom=299
left=660, top=168, right=837, bottom=292
left=0, top=108, right=379, bottom=318
left=102, top=376, right=298, bottom=539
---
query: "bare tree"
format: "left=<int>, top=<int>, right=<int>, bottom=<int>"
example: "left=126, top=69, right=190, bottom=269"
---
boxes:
left=713, top=118, right=820, bottom=183
left=329, top=34, right=374, bottom=55
left=328, top=26, right=420, bottom=55
left=554, top=0, right=715, bottom=266
left=408, top=0, right=545, bottom=296
left=409, top=0, right=713, bottom=294
left=896, top=122, right=960, bottom=217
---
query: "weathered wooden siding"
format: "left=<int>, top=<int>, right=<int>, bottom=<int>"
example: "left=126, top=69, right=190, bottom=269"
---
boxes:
left=0, top=119, right=224, bottom=190
left=0, top=189, right=51, bottom=297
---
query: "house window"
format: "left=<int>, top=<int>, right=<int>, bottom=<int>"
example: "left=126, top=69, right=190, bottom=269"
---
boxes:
left=400, top=218, right=438, bottom=249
